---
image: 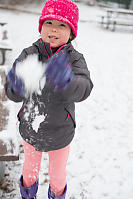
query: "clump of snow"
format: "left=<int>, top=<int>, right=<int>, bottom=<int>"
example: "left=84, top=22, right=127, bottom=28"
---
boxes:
left=23, top=104, right=47, bottom=132
left=32, top=114, right=46, bottom=133
left=16, top=54, right=46, bottom=95
left=32, top=105, right=47, bottom=133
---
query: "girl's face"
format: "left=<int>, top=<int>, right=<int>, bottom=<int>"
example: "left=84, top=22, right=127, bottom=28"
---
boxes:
left=41, top=19, right=72, bottom=48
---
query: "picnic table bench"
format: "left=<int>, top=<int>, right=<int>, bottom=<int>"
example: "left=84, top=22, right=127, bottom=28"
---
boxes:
left=100, top=8, right=133, bottom=31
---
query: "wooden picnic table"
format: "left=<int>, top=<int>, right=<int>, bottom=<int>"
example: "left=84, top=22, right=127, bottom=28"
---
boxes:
left=0, top=22, right=16, bottom=159
left=100, top=8, right=133, bottom=31
left=0, top=22, right=18, bottom=181
left=0, top=22, right=12, bottom=65
left=106, top=7, right=133, bottom=15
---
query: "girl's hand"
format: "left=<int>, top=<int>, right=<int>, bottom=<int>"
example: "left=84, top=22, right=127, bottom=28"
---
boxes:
left=45, top=51, right=73, bottom=91
left=6, top=68, right=26, bottom=96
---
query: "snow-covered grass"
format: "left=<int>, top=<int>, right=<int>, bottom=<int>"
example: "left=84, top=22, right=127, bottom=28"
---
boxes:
left=0, top=3, right=133, bottom=199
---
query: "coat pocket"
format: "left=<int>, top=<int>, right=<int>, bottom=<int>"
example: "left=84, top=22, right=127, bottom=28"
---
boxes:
left=65, top=106, right=76, bottom=128
left=17, top=107, right=24, bottom=121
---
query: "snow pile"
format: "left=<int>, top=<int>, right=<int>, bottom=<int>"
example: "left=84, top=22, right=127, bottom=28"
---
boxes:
left=16, top=54, right=46, bottom=95
left=32, top=115, right=46, bottom=132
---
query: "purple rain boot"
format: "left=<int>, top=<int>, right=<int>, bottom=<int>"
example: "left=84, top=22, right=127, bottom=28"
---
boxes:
left=19, top=175, right=38, bottom=199
left=48, top=185, right=67, bottom=199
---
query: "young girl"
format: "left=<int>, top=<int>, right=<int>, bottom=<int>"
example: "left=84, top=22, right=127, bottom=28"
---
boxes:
left=5, top=0, right=93, bottom=198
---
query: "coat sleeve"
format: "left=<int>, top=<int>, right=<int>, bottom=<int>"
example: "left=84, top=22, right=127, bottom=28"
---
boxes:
left=4, top=81, right=25, bottom=102
left=4, top=49, right=29, bottom=103
left=5, top=44, right=39, bottom=102
left=54, top=52, right=93, bottom=103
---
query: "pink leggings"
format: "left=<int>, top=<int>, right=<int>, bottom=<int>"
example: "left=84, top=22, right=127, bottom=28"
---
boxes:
left=22, top=141, right=70, bottom=196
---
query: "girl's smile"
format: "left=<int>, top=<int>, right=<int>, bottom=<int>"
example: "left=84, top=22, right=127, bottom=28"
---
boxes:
left=41, top=19, right=72, bottom=48
left=48, top=34, right=58, bottom=40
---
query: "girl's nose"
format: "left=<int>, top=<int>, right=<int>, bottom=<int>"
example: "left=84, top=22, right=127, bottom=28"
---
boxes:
left=51, top=24, right=58, bottom=32
left=52, top=27, right=57, bottom=32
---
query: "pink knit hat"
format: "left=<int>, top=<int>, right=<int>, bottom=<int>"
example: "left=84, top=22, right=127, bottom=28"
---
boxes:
left=39, top=0, right=79, bottom=38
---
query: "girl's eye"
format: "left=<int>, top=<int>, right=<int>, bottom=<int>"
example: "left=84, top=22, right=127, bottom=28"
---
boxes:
left=46, top=21, right=52, bottom=25
left=60, top=24, right=65, bottom=27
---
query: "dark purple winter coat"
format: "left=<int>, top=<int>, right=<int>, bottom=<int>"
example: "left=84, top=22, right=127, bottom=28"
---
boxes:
left=5, top=39, right=93, bottom=152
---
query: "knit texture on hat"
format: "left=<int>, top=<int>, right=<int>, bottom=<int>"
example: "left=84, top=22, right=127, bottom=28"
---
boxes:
left=39, top=0, right=79, bottom=38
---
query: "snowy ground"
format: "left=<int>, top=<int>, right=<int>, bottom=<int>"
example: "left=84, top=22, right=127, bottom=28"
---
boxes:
left=0, top=2, right=133, bottom=199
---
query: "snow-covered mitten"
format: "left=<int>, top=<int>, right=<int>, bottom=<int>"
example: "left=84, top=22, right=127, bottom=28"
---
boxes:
left=19, top=175, right=38, bottom=199
left=48, top=185, right=67, bottom=199
left=6, top=67, right=26, bottom=96
left=45, top=51, right=73, bottom=91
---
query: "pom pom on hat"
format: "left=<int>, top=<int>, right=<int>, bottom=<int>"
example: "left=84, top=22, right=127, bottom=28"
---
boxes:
left=39, top=0, right=79, bottom=38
